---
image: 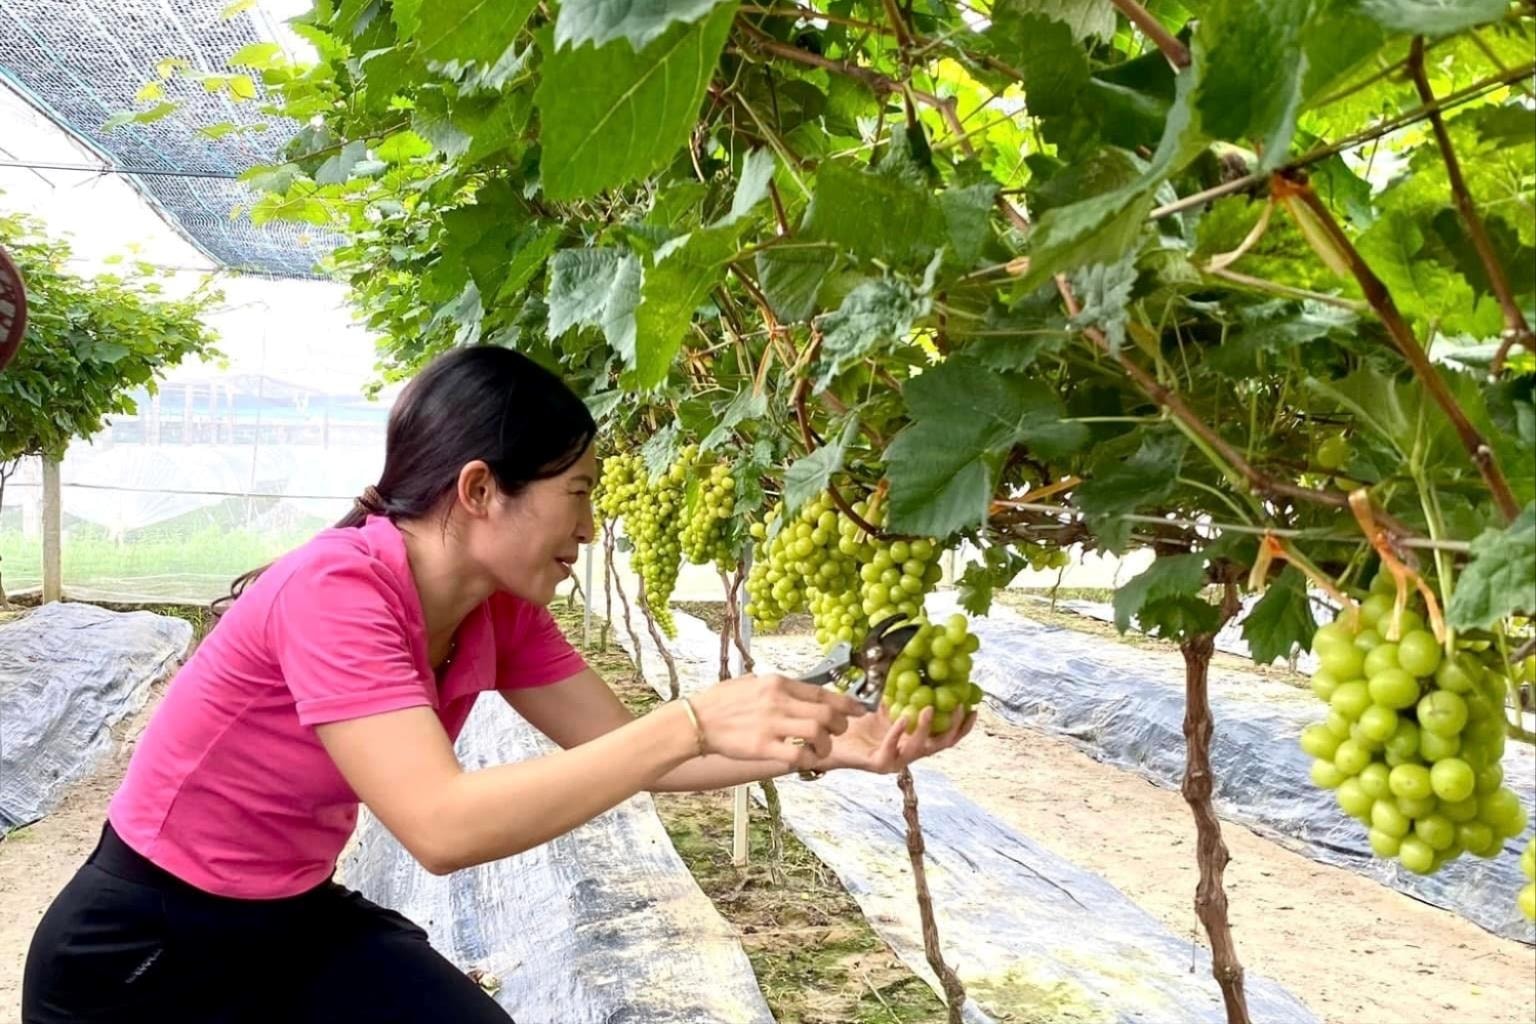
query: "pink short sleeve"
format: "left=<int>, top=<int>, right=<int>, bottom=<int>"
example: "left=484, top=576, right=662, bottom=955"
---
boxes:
left=492, top=594, right=588, bottom=690
left=269, top=557, right=435, bottom=727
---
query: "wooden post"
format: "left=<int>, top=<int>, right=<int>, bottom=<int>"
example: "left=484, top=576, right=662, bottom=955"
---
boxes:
left=732, top=552, right=754, bottom=866
left=582, top=542, right=595, bottom=648
left=41, top=457, right=61, bottom=603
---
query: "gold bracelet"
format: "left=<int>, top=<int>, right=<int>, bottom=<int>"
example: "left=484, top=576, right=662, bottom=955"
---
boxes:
left=678, top=696, right=708, bottom=758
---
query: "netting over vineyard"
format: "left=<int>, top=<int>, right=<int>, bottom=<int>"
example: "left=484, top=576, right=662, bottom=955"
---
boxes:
left=0, top=276, right=390, bottom=602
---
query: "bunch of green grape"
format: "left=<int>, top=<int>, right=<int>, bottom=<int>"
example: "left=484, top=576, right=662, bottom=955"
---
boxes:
left=594, top=452, right=643, bottom=522
left=744, top=496, right=860, bottom=645
left=1018, top=539, right=1071, bottom=572
left=881, top=614, right=987, bottom=736
left=850, top=499, right=944, bottom=631
left=612, top=447, right=697, bottom=638
left=1301, top=571, right=1530, bottom=876
left=681, top=462, right=738, bottom=570
left=1521, top=839, right=1535, bottom=922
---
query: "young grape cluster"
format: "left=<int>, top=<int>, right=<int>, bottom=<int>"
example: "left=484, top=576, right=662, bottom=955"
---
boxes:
left=1302, top=571, right=1530, bottom=876
left=881, top=614, right=986, bottom=736
left=593, top=448, right=696, bottom=637
left=681, top=462, right=738, bottom=570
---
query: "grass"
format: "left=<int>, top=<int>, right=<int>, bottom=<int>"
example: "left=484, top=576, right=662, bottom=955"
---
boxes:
left=550, top=603, right=948, bottom=1024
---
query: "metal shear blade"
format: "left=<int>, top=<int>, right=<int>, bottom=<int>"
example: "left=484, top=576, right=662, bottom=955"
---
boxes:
left=802, top=615, right=921, bottom=711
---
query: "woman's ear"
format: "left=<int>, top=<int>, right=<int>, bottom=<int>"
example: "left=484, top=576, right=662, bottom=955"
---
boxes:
left=455, top=461, right=497, bottom=518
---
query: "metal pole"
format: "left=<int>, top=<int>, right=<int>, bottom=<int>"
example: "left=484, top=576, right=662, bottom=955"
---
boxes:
left=41, top=458, right=61, bottom=603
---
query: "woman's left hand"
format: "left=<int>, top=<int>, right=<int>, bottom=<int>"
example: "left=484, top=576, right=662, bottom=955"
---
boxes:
left=817, top=704, right=977, bottom=775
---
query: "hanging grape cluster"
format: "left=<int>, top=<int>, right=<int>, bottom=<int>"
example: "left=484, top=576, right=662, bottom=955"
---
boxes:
left=681, top=462, right=738, bottom=570
left=744, top=494, right=861, bottom=644
left=593, top=448, right=696, bottom=638
left=1301, top=571, right=1530, bottom=877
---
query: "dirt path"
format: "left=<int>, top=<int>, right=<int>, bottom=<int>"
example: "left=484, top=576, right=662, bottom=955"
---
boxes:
left=927, top=711, right=1536, bottom=1024
left=5, top=613, right=1534, bottom=1024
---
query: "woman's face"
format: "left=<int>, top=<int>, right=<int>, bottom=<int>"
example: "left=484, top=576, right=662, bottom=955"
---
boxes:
left=467, top=444, right=598, bottom=605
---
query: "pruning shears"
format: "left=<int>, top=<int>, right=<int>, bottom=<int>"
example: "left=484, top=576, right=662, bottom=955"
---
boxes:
left=801, top=614, right=921, bottom=712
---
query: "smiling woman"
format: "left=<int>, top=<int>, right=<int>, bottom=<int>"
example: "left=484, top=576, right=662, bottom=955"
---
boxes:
left=19, top=344, right=972, bottom=1024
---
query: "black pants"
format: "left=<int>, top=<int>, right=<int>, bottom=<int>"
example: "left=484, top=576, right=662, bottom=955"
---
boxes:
left=22, top=822, right=512, bottom=1023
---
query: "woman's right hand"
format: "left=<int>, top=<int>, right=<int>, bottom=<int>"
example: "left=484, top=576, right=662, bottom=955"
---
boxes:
left=686, top=674, right=868, bottom=770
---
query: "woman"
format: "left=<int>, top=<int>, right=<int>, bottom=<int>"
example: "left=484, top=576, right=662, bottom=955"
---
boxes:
left=21, top=346, right=974, bottom=1023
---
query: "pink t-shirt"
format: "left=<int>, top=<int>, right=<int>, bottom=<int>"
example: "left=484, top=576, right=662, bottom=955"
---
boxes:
left=107, top=515, right=587, bottom=899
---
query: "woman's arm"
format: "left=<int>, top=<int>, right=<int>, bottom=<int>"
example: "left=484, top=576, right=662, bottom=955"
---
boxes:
left=501, top=669, right=800, bottom=791
left=318, top=671, right=857, bottom=874
left=501, top=667, right=974, bottom=788
left=316, top=701, right=699, bottom=874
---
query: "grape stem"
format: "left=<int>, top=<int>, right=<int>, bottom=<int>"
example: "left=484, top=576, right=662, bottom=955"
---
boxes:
left=606, top=524, right=649, bottom=686
left=1347, top=490, right=1447, bottom=643
left=1406, top=37, right=1536, bottom=375
left=1180, top=579, right=1251, bottom=1024
left=896, top=769, right=968, bottom=1024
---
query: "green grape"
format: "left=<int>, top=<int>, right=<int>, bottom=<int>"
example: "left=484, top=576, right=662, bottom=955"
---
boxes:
left=880, top=614, right=985, bottom=735
left=681, top=462, right=738, bottom=569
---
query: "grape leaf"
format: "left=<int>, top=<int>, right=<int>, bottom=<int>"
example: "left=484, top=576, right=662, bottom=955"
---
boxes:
left=886, top=355, right=1090, bottom=537
left=784, top=418, right=859, bottom=518
left=555, top=0, right=730, bottom=51
left=1446, top=502, right=1536, bottom=630
left=631, top=223, right=741, bottom=388
left=816, top=277, right=932, bottom=388
left=1357, top=211, right=1490, bottom=336
left=991, top=0, right=1118, bottom=43
left=1359, top=0, right=1508, bottom=36
left=717, top=148, right=776, bottom=227
left=984, top=12, right=1090, bottom=118
left=701, top=389, right=769, bottom=451
left=1113, top=553, right=1219, bottom=639
left=641, top=421, right=681, bottom=479
left=546, top=248, right=643, bottom=363
left=804, top=160, right=946, bottom=267
left=1074, top=433, right=1186, bottom=516
left=535, top=5, right=737, bottom=201
left=957, top=546, right=1032, bottom=616
left=756, top=245, right=836, bottom=323
left=1193, top=0, right=1310, bottom=168
left=407, top=0, right=538, bottom=65
left=1242, top=565, right=1319, bottom=664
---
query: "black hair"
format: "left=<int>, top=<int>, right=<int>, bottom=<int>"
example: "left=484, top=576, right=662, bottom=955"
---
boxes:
left=215, top=346, right=596, bottom=612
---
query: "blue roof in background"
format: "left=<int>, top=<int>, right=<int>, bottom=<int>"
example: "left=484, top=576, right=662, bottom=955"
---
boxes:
left=0, top=0, right=340, bottom=277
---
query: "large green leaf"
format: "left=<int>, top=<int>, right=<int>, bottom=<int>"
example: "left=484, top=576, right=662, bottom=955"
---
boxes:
left=1446, top=502, right=1536, bottom=630
left=1357, top=211, right=1494, bottom=337
left=546, top=248, right=643, bottom=363
left=803, top=160, right=946, bottom=267
left=1242, top=565, right=1319, bottom=664
left=984, top=12, right=1090, bottom=118
left=407, top=0, right=538, bottom=65
left=886, top=355, right=1090, bottom=536
left=535, top=4, right=737, bottom=201
left=1194, top=0, right=1311, bottom=168
left=631, top=224, right=741, bottom=388
left=555, top=0, right=731, bottom=51
left=1359, top=0, right=1508, bottom=36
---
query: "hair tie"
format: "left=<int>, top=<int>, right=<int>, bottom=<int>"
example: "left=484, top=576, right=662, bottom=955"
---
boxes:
left=357, top=485, right=386, bottom=515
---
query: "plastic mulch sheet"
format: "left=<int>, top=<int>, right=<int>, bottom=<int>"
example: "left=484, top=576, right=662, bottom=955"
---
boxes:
left=615, top=605, right=1321, bottom=1023
left=935, top=593, right=1536, bottom=945
left=0, top=602, right=191, bottom=834
left=338, top=693, right=773, bottom=1024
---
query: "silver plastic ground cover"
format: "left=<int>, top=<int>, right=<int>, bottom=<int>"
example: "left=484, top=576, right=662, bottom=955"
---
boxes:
left=0, top=602, right=191, bottom=834
left=616, top=606, right=1320, bottom=1023
left=935, top=593, right=1536, bottom=944
left=337, top=693, right=774, bottom=1024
